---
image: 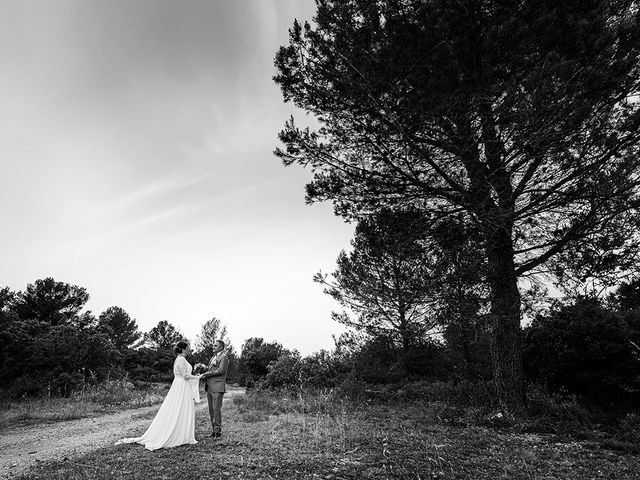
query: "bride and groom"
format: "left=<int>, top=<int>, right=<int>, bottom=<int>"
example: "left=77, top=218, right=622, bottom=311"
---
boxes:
left=115, top=340, right=229, bottom=450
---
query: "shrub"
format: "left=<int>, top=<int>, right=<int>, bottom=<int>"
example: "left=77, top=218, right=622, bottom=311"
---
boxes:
left=123, top=347, right=174, bottom=383
left=8, top=375, right=44, bottom=397
left=616, top=413, right=640, bottom=447
left=523, top=297, right=640, bottom=409
left=525, top=383, right=591, bottom=430
left=260, top=348, right=352, bottom=391
left=238, top=338, right=286, bottom=386
left=300, top=350, right=352, bottom=389
left=262, top=351, right=302, bottom=390
left=51, top=372, right=84, bottom=397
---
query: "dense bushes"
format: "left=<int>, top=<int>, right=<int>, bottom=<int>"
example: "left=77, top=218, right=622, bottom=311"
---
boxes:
left=239, top=292, right=640, bottom=426
left=1, top=319, right=122, bottom=396
left=244, top=334, right=474, bottom=395
left=237, top=337, right=286, bottom=387
left=523, top=297, right=640, bottom=409
left=262, top=349, right=352, bottom=390
left=0, top=280, right=130, bottom=397
left=122, top=347, right=175, bottom=383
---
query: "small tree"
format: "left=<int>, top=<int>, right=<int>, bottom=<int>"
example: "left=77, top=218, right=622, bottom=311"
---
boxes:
left=316, top=209, right=444, bottom=373
left=144, top=320, right=188, bottom=350
left=264, top=350, right=303, bottom=390
left=238, top=337, right=287, bottom=386
left=97, top=306, right=141, bottom=351
left=193, top=317, right=230, bottom=363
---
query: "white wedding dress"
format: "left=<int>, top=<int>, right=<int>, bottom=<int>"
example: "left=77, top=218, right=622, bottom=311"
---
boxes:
left=115, top=355, right=201, bottom=450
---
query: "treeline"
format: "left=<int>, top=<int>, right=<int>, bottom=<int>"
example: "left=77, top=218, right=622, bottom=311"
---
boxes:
left=0, top=278, right=238, bottom=397
left=3, top=274, right=640, bottom=414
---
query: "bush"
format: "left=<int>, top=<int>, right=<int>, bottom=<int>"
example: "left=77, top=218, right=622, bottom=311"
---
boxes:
left=300, top=350, right=352, bottom=389
left=616, top=413, right=640, bottom=447
left=123, top=347, right=174, bottom=383
left=51, top=372, right=84, bottom=397
left=8, top=376, right=44, bottom=397
left=238, top=338, right=286, bottom=387
left=443, top=316, right=493, bottom=381
left=524, top=383, right=591, bottom=431
left=262, top=351, right=302, bottom=389
left=523, top=297, right=640, bottom=409
left=333, top=373, right=372, bottom=400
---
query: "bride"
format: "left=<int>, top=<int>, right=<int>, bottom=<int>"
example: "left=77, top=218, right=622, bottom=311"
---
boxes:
left=115, top=341, right=202, bottom=450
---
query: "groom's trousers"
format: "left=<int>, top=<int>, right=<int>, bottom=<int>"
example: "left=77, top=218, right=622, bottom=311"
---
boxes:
left=207, top=391, right=224, bottom=434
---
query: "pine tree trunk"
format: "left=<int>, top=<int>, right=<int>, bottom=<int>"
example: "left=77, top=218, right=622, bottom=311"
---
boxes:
left=399, top=311, right=410, bottom=378
left=485, top=228, right=526, bottom=413
left=461, top=322, right=474, bottom=379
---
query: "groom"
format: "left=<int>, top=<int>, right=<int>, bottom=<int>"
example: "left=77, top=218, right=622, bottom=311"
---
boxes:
left=200, top=340, right=229, bottom=439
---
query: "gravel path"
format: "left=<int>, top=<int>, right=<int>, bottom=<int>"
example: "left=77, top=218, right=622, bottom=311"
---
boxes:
left=0, top=401, right=211, bottom=478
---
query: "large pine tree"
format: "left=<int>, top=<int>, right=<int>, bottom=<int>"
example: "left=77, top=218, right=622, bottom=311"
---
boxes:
left=274, top=0, right=640, bottom=411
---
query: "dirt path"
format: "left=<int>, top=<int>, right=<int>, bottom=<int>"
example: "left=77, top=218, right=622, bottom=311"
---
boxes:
left=0, top=392, right=238, bottom=479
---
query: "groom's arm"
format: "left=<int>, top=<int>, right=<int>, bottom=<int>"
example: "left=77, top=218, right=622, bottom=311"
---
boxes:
left=201, top=356, right=229, bottom=380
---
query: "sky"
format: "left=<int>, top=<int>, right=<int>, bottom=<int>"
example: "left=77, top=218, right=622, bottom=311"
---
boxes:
left=0, top=0, right=355, bottom=355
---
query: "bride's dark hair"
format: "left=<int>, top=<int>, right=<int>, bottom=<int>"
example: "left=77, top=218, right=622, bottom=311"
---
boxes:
left=174, top=341, right=189, bottom=354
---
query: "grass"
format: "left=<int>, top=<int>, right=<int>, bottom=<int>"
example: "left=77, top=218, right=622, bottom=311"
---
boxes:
left=0, top=379, right=169, bottom=428
left=12, top=388, right=640, bottom=480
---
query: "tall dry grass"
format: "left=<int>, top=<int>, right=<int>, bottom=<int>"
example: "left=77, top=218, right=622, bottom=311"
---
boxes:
left=0, top=379, right=168, bottom=427
left=232, top=388, right=393, bottom=457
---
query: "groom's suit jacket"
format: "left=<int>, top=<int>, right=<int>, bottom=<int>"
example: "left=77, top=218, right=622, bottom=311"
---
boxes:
left=205, top=353, right=229, bottom=393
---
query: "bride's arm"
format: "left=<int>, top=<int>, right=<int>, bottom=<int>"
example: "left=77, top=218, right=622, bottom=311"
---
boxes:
left=176, top=356, right=194, bottom=380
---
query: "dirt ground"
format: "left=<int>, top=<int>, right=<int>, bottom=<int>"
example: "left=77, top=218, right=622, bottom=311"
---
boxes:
left=0, top=398, right=220, bottom=479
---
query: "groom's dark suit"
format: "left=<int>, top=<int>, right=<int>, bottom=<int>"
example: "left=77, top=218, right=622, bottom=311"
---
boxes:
left=204, top=352, right=229, bottom=436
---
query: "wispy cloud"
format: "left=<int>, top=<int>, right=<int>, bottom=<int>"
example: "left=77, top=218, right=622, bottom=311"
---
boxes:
left=107, top=172, right=213, bottom=213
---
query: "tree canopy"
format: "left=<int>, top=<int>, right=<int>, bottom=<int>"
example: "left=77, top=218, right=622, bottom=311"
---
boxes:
left=14, top=277, right=90, bottom=325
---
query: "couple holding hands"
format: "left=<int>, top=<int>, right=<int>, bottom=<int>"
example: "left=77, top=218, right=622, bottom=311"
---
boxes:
left=116, top=340, right=229, bottom=450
